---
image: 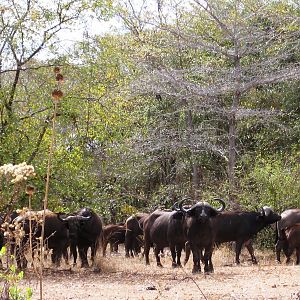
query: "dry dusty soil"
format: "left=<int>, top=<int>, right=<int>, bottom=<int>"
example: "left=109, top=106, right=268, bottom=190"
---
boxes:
left=22, top=247, right=300, bottom=300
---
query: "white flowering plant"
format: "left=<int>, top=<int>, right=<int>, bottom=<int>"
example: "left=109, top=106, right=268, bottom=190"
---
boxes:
left=0, top=162, right=36, bottom=210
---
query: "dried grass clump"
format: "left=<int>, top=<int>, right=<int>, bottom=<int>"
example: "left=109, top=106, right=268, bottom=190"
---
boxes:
left=93, top=256, right=119, bottom=273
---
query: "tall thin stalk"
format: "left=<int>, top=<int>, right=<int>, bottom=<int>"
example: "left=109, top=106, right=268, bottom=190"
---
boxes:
left=39, top=67, right=63, bottom=300
left=26, top=186, right=34, bottom=268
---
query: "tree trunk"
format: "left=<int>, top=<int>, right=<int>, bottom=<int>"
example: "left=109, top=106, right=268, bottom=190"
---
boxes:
left=183, top=99, right=201, bottom=199
left=228, top=110, right=237, bottom=202
left=228, top=46, right=241, bottom=207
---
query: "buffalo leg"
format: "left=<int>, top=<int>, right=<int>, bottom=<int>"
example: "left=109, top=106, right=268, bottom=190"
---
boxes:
left=91, top=241, right=99, bottom=264
left=63, top=246, right=69, bottom=264
left=154, top=246, right=163, bottom=267
left=276, top=238, right=289, bottom=263
left=51, top=249, right=62, bottom=267
left=244, top=240, right=257, bottom=264
left=275, top=239, right=283, bottom=262
left=125, top=231, right=133, bottom=258
left=203, top=247, right=213, bottom=273
left=176, top=245, right=183, bottom=267
left=102, top=240, right=108, bottom=256
left=133, top=238, right=140, bottom=256
left=70, top=243, right=77, bottom=266
left=296, top=248, right=300, bottom=265
left=235, top=241, right=243, bottom=264
left=170, top=244, right=177, bottom=267
left=191, top=244, right=201, bottom=273
left=286, top=245, right=294, bottom=264
left=144, top=233, right=151, bottom=265
left=79, top=246, right=89, bottom=268
left=184, top=241, right=191, bottom=265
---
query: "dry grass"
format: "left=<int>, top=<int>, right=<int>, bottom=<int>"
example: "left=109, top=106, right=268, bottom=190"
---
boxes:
left=21, top=246, right=300, bottom=300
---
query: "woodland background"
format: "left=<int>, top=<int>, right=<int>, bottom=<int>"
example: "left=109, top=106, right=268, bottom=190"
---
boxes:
left=1, top=0, right=300, bottom=246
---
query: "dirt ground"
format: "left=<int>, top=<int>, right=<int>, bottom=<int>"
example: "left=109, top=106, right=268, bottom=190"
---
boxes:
left=22, top=247, right=300, bottom=300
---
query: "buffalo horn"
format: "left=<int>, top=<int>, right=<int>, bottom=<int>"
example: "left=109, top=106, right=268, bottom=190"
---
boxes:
left=178, top=199, right=189, bottom=213
left=214, top=198, right=226, bottom=212
left=77, top=215, right=91, bottom=221
left=172, top=201, right=180, bottom=211
left=63, top=215, right=76, bottom=221
left=173, top=197, right=192, bottom=212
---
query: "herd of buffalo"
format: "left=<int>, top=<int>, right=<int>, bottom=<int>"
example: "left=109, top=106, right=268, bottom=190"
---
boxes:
left=0, top=199, right=300, bottom=274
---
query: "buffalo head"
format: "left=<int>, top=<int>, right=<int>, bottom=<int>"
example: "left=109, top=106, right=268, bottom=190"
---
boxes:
left=58, top=214, right=91, bottom=240
left=259, top=206, right=281, bottom=224
left=177, top=198, right=225, bottom=223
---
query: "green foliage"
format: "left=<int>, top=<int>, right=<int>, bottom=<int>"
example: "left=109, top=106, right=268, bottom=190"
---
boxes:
left=0, top=247, right=33, bottom=300
left=254, top=226, right=277, bottom=250
left=0, top=0, right=300, bottom=247
left=239, top=153, right=300, bottom=211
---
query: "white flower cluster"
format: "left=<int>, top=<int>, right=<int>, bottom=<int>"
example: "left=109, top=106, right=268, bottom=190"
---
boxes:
left=0, top=162, right=36, bottom=184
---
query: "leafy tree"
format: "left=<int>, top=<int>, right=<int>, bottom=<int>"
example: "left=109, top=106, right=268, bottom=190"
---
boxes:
left=115, top=0, right=300, bottom=206
left=0, top=0, right=115, bottom=210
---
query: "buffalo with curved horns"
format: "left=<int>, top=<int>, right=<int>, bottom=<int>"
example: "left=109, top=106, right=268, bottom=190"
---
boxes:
left=185, top=206, right=281, bottom=265
left=59, top=208, right=103, bottom=268
left=177, top=198, right=225, bottom=273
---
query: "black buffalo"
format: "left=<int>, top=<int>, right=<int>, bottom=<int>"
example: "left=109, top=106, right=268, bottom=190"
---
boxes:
left=125, top=213, right=148, bottom=257
left=275, top=208, right=300, bottom=262
left=178, top=198, right=225, bottom=273
left=212, top=206, right=281, bottom=264
left=185, top=206, right=281, bottom=265
left=59, top=208, right=103, bottom=268
left=143, top=209, right=185, bottom=267
left=5, top=210, right=69, bottom=269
